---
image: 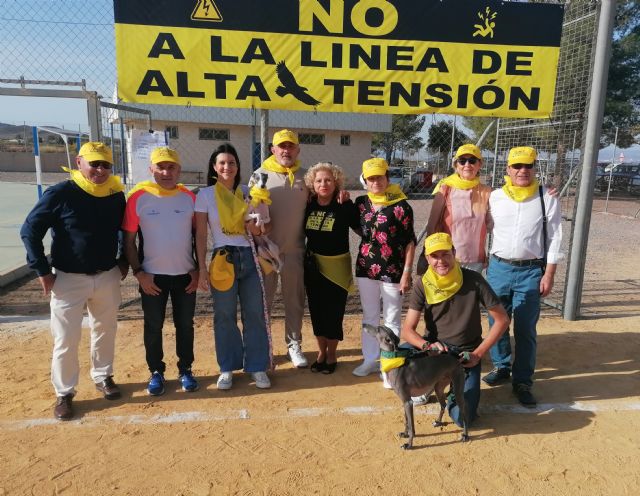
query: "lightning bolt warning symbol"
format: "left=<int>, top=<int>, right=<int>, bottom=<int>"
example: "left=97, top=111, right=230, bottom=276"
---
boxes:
left=191, top=0, right=222, bottom=22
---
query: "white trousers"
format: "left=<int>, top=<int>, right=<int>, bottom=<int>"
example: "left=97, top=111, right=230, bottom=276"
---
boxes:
left=357, top=277, right=402, bottom=363
left=49, top=267, right=121, bottom=396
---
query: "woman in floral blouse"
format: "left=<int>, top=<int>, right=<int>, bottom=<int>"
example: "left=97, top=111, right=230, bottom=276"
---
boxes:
left=352, top=158, right=416, bottom=387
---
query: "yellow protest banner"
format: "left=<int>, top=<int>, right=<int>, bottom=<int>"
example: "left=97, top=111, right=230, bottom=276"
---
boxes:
left=114, top=0, right=564, bottom=118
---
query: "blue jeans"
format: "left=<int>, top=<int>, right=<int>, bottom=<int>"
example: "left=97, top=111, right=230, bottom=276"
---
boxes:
left=211, top=246, right=269, bottom=373
left=140, top=273, right=196, bottom=375
left=487, top=257, right=543, bottom=386
left=448, top=363, right=481, bottom=428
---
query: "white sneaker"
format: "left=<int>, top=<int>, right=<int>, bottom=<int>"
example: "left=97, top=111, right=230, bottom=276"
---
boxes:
left=216, top=372, right=233, bottom=390
left=287, top=342, right=308, bottom=368
left=252, top=371, right=271, bottom=389
left=352, top=361, right=379, bottom=377
left=381, top=372, right=393, bottom=389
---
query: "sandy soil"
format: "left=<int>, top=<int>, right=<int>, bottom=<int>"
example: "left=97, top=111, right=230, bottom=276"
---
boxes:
left=0, top=209, right=639, bottom=495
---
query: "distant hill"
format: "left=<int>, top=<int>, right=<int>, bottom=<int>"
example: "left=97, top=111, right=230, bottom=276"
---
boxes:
left=0, top=122, right=29, bottom=139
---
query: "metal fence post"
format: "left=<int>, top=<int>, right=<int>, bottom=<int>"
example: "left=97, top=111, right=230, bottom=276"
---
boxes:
left=260, top=109, right=269, bottom=163
left=604, top=126, right=618, bottom=213
left=86, top=91, right=102, bottom=141
left=563, top=0, right=617, bottom=321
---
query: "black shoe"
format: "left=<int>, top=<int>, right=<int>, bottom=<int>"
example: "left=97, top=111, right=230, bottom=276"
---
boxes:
left=310, top=361, right=326, bottom=373
left=482, top=368, right=511, bottom=386
left=513, top=383, right=537, bottom=408
left=95, top=376, right=121, bottom=400
left=321, top=362, right=337, bottom=375
left=54, top=394, right=74, bottom=420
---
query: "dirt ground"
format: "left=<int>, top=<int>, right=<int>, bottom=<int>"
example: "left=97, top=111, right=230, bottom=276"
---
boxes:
left=1, top=210, right=639, bottom=495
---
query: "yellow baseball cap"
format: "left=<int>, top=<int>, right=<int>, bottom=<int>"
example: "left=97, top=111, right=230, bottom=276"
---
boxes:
left=150, top=146, right=181, bottom=165
left=272, top=129, right=299, bottom=146
left=362, top=157, right=389, bottom=179
left=508, top=146, right=537, bottom=166
left=424, top=232, right=454, bottom=255
left=78, top=142, right=113, bottom=164
left=454, top=144, right=482, bottom=160
left=209, top=250, right=234, bottom=292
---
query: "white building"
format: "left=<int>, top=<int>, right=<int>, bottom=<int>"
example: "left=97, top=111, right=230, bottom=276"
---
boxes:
left=112, top=104, right=391, bottom=186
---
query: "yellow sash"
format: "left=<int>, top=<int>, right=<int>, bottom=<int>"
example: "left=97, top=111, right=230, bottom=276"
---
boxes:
left=502, top=176, right=539, bottom=202
left=380, top=356, right=406, bottom=373
left=214, top=182, right=247, bottom=236
left=367, top=183, right=407, bottom=206
left=433, top=173, right=480, bottom=194
left=422, top=261, right=463, bottom=304
left=261, top=155, right=300, bottom=187
left=314, top=252, right=354, bottom=292
left=127, top=180, right=189, bottom=198
left=248, top=185, right=272, bottom=207
left=63, top=167, right=124, bottom=197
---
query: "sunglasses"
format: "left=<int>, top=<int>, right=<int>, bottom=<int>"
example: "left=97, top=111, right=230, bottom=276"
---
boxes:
left=509, top=164, right=534, bottom=170
left=88, top=161, right=112, bottom=170
left=456, top=158, right=478, bottom=165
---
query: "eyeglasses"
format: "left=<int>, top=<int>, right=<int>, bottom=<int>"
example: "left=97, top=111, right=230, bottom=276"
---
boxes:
left=456, top=158, right=478, bottom=165
left=509, top=164, right=534, bottom=170
left=88, top=161, right=112, bottom=170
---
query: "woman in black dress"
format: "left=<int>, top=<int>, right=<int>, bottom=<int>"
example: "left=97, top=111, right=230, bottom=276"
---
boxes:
left=303, top=163, right=360, bottom=374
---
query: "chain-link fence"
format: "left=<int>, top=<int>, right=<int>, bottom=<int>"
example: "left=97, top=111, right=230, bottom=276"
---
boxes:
left=0, top=1, right=618, bottom=317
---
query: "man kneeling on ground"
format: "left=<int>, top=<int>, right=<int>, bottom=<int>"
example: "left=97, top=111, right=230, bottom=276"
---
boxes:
left=401, top=233, right=510, bottom=426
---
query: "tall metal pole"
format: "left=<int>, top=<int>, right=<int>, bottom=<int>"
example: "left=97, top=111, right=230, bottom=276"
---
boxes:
left=260, top=109, right=269, bottom=163
left=491, top=119, right=501, bottom=188
left=563, top=0, right=617, bottom=320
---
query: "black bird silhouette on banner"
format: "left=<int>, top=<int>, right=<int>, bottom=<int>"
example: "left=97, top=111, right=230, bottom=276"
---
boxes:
left=275, top=61, right=321, bottom=107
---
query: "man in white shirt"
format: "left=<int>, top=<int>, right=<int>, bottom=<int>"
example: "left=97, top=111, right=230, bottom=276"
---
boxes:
left=123, top=147, right=200, bottom=396
left=482, top=146, right=563, bottom=408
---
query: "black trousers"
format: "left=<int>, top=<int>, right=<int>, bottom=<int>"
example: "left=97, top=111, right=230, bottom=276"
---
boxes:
left=140, top=273, right=196, bottom=375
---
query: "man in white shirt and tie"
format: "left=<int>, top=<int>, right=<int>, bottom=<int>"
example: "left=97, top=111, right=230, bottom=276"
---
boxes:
left=482, top=146, right=563, bottom=408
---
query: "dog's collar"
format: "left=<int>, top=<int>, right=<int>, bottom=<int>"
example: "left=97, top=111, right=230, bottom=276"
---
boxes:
left=379, top=349, right=416, bottom=373
left=380, top=350, right=413, bottom=359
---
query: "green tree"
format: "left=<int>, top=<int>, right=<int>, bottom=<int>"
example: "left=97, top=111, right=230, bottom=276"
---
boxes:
left=372, top=114, right=425, bottom=163
left=426, top=120, right=470, bottom=152
left=602, top=0, right=640, bottom=148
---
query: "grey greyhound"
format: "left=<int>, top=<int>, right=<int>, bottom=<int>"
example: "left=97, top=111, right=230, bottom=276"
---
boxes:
left=364, top=324, right=469, bottom=449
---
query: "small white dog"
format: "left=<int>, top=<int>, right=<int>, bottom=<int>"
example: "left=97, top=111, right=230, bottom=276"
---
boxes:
left=246, top=172, right=282, bottom=274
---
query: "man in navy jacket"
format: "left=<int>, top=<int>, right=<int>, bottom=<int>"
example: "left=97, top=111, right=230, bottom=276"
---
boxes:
left=21, top=142, right=128, bottom=420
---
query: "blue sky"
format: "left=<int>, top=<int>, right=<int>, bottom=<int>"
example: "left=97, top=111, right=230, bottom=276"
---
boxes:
left=1, top=0, right=637, bottom=162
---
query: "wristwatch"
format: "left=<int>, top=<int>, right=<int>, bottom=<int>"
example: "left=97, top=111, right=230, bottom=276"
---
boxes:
left=132, top=267, right=143, bottom=276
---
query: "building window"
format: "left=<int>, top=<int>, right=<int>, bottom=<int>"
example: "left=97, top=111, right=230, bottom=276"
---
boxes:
left=299, top=133, right=325, bottom=145
left=340, top=134, right=351, bottom=146
left=165, top=126, right=179, bottom=139
left=199, top=128, right=230, bottom=140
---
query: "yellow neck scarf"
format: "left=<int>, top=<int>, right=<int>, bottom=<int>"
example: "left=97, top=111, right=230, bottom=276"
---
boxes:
left=127, top=180, right=189, bottom=198
left=433, top=173, right=480, bottom=194
left=422, top=261, right=463, bottom=304
left=63, top=167, right=124, bottom=197
left=215, top=182, right=248, bottom=236
left=502, top=176, right=539, bottom=202
left=367, top=183, right=407, bottom=206
left=261, top=155, right=300, bottom=187
left=248, top=185, right=272, bottom=207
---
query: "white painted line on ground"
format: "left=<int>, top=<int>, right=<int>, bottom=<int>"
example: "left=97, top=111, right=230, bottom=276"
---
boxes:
left=2, top=401, right=639, bottom=430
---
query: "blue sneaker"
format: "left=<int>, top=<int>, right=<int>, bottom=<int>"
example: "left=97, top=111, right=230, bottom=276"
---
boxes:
left=147, top=371, right=165, bottom=396
left=179, top=370, right=199, bottom=392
